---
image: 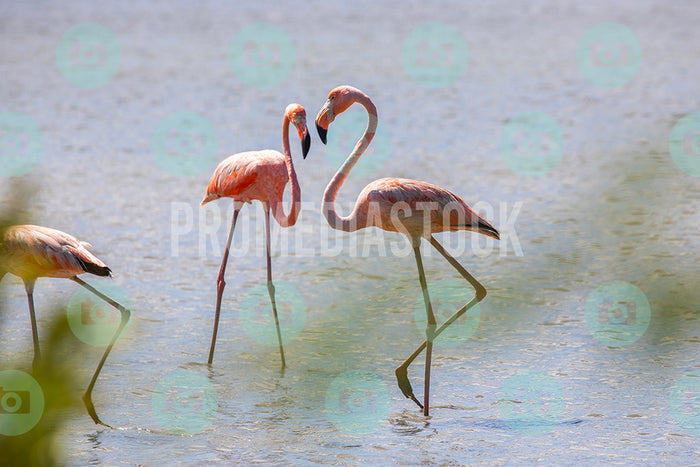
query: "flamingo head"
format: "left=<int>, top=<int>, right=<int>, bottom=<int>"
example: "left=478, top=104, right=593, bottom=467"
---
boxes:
left=315, top=85, right=362, bottom=144
left=285, top=103, right=310, bottom=159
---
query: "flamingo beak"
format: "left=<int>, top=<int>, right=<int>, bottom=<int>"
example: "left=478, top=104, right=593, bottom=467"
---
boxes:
left=293, top=114, right=311, bottom=159
left=316, top=123, right=327, bottom=145
left=315, top=99, right=333, bottom=145
left=301, top=127, right=311, bottom=159
left=475, top=218, right=500, bottom=240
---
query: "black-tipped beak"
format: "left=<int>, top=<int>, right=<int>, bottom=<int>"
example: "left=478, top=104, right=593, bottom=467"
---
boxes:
left=316, top=123, right=327, bottom=145
left=302, top=131, right=311, bottom=159
left=477, top=219, right=500, bottom=241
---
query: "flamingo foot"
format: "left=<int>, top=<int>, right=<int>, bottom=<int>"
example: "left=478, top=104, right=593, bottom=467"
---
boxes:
left=395, top=365, right=423, bottom=410
left=83, top=392, right=111, bottom=428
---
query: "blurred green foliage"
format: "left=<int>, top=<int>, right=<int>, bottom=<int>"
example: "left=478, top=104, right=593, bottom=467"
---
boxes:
left=0, top=315, right=82, bottom=467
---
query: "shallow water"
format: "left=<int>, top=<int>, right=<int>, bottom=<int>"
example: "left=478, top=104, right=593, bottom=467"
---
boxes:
left=1, top=0, right=699, bottom=465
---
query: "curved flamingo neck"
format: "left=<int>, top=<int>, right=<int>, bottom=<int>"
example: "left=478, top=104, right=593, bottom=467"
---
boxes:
left=322, top=91, right=377, bottom=232
left=271, top=113, right=301, bottom=228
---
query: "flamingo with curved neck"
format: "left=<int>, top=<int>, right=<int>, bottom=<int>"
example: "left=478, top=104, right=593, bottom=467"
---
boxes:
left=202, top=103, right=310, bottom=367
left=316, top=86, right=499, bottom=416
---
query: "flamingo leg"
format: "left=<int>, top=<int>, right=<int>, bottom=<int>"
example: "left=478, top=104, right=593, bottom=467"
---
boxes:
left=23, top=279, right=41, bottom=370
left=429, top=236, right=487, bottom=301
left=71, top=276, right=131, bottom=426
left=414, top=244, right=437, bottom=416
left=264, top=204, right=286, bottom=368
left=208, top=202, right=241, bottom=365
left=395, top=236, right=487, bottom=412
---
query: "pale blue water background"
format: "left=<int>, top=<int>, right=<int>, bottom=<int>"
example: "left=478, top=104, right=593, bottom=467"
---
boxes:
left=1, top=0, right=699, bottom=465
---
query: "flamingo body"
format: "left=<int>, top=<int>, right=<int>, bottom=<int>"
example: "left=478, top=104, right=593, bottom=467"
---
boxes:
left=1, top=224, right=111, bottom=281
left=202, top=150, right=288, bottom=208
left=349, top=177, right=500, bottom=240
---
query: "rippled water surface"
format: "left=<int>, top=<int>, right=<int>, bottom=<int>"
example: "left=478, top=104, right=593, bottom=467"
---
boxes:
left=1, top=1, right=699, bottom=465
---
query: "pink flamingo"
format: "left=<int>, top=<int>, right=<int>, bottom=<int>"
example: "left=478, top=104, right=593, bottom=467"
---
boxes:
left=0, top=224, right=130, bottom=426
left=201, top=103, right=310, bottom=367
left=315, top=86, right=499, bottom=416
